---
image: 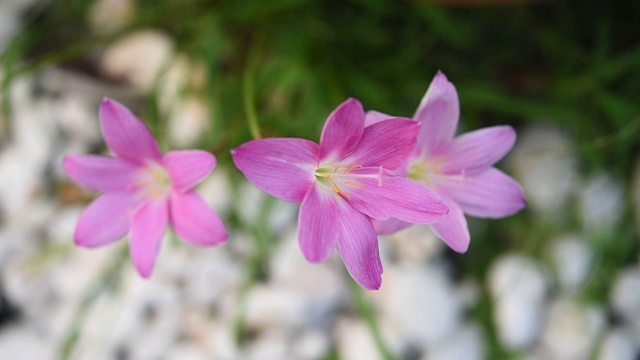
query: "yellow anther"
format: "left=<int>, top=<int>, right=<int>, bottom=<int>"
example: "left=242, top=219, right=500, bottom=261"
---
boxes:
left=333, top=183, right=351, bottom=199
left=333, top=164, right=346, bottom=173
left=344, top=164, right=363, bottom=173
left=344, top=181, right=366, bottom=188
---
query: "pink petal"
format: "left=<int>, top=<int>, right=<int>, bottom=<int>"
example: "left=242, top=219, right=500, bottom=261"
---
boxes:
left=169, top=190, right=228, bottom=246
left=298, top=185, right=339, bottom=263
left=346, top=168, right=449, bottom=224
left=429, top=191, right=470, bottom=253
left=63, top=154, right=139, bottom=191
left=231, top=138, right=318, bottom=202
left=414, top=71, right=460, bottom=156
left=129, top=199, right=168, bottom=278
left=364, top=110, right=393, bottom=127
left=163, top=150, right=216, bottom=193
left=335, top=204, right=383, bottom=290
left=346, top=118, right=420, bottom=170
left=100, top=98, right=162, bottom=165
left=319, top=98, right=365, bottom=161
left=74, top=191, right=138, bottom=248
left=439, top=168, right=526, bottom=218
left=439, top=126, right=516, bottom=176
left=373, top=218, right=413, bottom=236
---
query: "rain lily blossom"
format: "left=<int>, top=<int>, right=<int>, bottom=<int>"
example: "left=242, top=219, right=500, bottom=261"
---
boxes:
left=232, top=98, right=448, bottom=289
left=369, top=71, right=526, bottom=253
left=63, top=98, right=228, bottom=278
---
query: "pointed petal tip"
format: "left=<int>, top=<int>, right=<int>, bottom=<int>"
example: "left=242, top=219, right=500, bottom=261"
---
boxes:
left=73, top=230, right=94, bottom=248
left=99, top=98, right=162, bottom=164
left=132, top=254, right=156, bottom=279
left=514, top=192, right=527, bottom=213
left=100, top=97, right=116, bottom=109
left=135, top=265, right=153, bottom=279
left=73, top=234, right=93, bottom=248
left=434, top=70, right=449, bottom=80
left=451, top=241, right=470, bottom=254
left=364, top=282, right=381, bottom=291
left=337, top=97, right=365, bottom=117
left=358, top=273, right=382, bottom=290
left=303, top=252, right=328, bottom=264
left=343, top=97, right=362, bottom=107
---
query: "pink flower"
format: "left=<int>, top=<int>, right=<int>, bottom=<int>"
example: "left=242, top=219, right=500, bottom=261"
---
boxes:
left=369, top=71, right=526, bottom=252
left=232, top=98, right=448, bottom=289
left=63, top=98, right=228, bottom=278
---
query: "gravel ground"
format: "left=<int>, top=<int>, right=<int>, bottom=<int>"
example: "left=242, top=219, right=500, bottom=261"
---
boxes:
left=0, top=2, right=639, bottom=359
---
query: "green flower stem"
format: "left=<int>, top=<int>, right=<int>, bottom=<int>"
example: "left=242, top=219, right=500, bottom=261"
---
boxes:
left=232, top=197, right=277, bottom=345
left=243, top=28, right=267, bottom=140
left=58, top=244, right=129, bottom=360
left=348, top=277, right=394, bottom=360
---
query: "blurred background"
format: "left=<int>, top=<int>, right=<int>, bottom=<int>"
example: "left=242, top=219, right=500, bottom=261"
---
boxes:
left=0, top=0, right=639, bottom=359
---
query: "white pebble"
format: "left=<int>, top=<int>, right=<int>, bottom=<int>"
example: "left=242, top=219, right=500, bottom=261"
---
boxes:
left=244, top=284, right=307, bottom=330
left=372, top=264, right=462, bottom=349
left=611, top=267, right=640, bottom=322
left=488, top=254, right=549, bottom=350
left=101, top=30, right=174, bottom=93
left=270, top=230, right=346, bottom=326
left=597, top=328, right=639, bottom=360
left=244, top=329, right=290, bottom=360
left=292, top=330, right=331, bottom=360
left=335, top=318, right=382, bottom=360
left=549, top=235, right=593, bottom=292
left=236, top=181, right=267, bottom=226
left=166, top=96, right=211, bottom=148
left=423, top=322, right=486, bottom=360
left=384, top=224, right=444, bottom=265
left=540, top=298, right=606, bottom=360
left=507, top=124, right=578, bottom=216
left=0, top=324, right=55, bottom=360
left=197, top=167, right=233, bottom=218
left=578, top=172, right=624, bottom=235
left=87, top=0, right=135, bottom=34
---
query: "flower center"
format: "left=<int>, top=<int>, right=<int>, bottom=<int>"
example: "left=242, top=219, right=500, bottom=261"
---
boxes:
left=408, top=156, right=462, bottom=187
left=314, top=163, right=383, bottom=200
left=132, top=163, right=172, bottom=201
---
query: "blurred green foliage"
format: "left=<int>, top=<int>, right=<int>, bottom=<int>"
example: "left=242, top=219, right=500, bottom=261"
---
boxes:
left=6, top=1, right=640, bottom=171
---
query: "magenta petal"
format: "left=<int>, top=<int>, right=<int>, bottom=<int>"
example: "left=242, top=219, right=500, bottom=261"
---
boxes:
left=63, top=154, right=139, bottom=191
left=373, top=218, right=413, bottom=236
left=74, top=191, right=138, bottom=248
left=439, top=126, right=516, bottom=176
left=129, top=200, right=168, bottom=278
left=232, top=138, right=318, bottom=202
left=364, top=110, right=393, bottom=127
left=163, top=150, right=216, bottom=193
left=347, top=168, right=448, bottom=224
left=346, top=118, right=420, bottom=170
left=298, top=185, right=338, bottom=263
left=440, top=168, right=526, bottom=218
left=335, top=205, right=383, bottom=290
left=414, top=71, right=460, bottom=155
left=100, top=98, right=162, bottom=165
left=429, top=191, right=470, bottom=253
left=319, top=98, right=365, bottom=160
left=169, top=190, right=228, bottom=246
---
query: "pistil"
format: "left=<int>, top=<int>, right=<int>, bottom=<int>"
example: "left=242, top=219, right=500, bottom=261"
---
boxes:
left=315, top=163, right=384, bottom=200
